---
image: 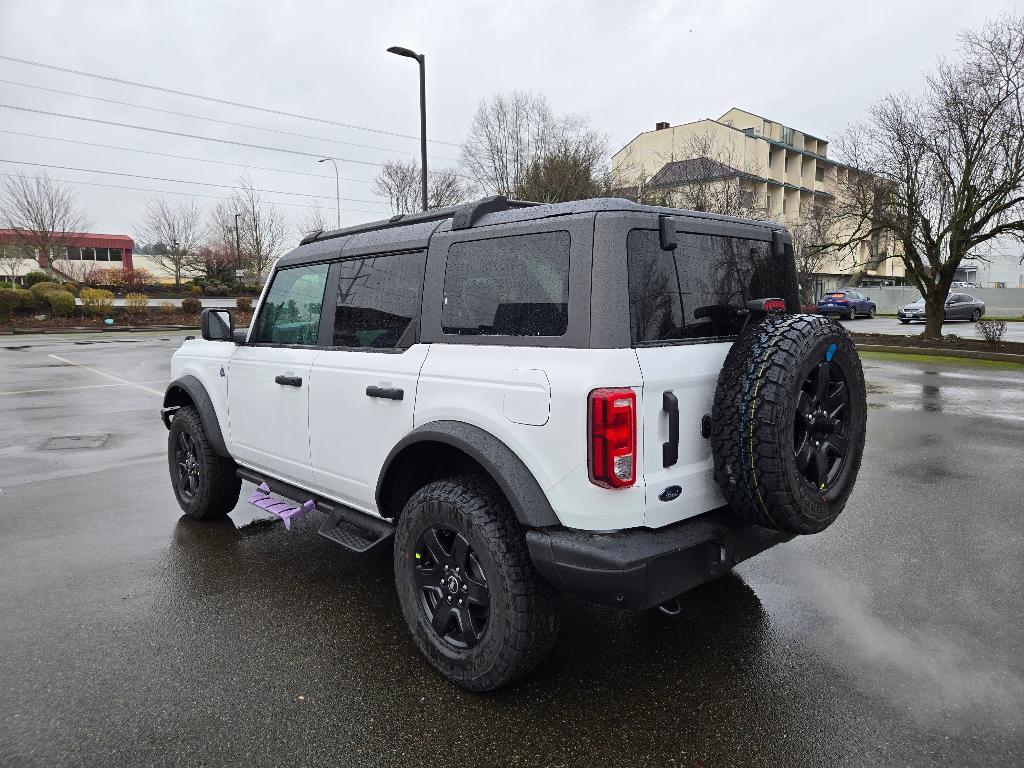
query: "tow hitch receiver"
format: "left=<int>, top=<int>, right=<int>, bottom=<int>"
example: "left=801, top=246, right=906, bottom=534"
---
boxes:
left=247, top=482, right=314, bottom=530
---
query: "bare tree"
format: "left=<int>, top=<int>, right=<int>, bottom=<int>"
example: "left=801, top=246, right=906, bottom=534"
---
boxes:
left=0, top=241, right=33, bottom=283
left=374, top=160, right=473, bottom=214
left=834, top=14, right=1024, bottom=338
left=788, top=200, right=848, bottom=305
left=0, top=172, right=88, bottom=277
left=513, top=135, right=608, bottom=203
left=461, top=91, right=604, bottom=197
left=133, top=195, right=205, bottom=288
left=296, top=203, right=329, bottom=240
left=226, top=173, right=287, bottom=279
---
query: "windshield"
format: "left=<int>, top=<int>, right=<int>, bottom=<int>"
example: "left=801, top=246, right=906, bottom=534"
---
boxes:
left=909, top=298, right=925, bottom=306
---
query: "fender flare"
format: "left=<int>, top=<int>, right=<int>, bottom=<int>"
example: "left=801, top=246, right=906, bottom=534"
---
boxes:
left=376, top=420, right=560, bottom=528
left=163, top=375, right=230, bottom=458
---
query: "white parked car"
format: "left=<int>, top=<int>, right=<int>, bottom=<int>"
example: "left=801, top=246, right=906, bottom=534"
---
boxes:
left=162, top=196, right=867, bottom=690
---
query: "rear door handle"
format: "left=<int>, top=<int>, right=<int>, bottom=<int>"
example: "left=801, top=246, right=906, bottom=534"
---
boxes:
left=662, top=390, right=679, bottom=467
left=366, top=385, right=403, bottom=401
left=275, top=375, right=302, bottom=387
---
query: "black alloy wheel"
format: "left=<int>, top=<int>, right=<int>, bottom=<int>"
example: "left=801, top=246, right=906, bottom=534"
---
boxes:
left=174, top=430, right=201, bottom=501
left=413, top=525, right=490, bottom=649
left=794, top=359, right=851, bottom=493
left=971, top=309, right=981, bottom=322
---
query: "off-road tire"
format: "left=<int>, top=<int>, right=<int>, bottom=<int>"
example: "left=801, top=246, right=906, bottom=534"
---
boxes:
left=167, top=406, right=241, bottom=520
left=394, top=476, right=561, bottom=691
left=711, top=314, right=867, bottom=535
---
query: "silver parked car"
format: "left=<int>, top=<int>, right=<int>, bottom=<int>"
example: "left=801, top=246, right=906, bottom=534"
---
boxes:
left=898, top=293, right=986, bottom=324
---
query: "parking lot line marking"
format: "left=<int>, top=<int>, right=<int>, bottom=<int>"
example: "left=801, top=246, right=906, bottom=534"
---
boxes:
left=46, top=354, right=165, bottom=396
left=0, top=380, right=166, bottom=396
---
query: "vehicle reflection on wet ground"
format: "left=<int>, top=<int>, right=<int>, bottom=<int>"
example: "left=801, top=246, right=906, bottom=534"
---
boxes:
left=1, top=334, right=1022, bottom=767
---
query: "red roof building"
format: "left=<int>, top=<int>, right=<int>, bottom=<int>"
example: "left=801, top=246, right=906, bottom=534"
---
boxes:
left=0, top=229, right=134, bottom=273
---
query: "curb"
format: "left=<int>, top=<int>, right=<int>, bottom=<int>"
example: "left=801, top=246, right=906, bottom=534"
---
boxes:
left=858, top=343, right=1024, bottom=364
left=1, top=325, right=200, bottom=335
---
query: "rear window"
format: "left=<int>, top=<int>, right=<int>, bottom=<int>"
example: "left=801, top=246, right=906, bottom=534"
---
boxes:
left=442, top=232, right=569, bottom=337
left=627, top=229, right=790, bottom=344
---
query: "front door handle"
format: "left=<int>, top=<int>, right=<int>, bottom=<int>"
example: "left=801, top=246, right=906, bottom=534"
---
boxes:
left=662, top=390, right=679, bottom=467
left=275, top=375, right=302, bottom=387
left=366, top=385, right=403, bottom=401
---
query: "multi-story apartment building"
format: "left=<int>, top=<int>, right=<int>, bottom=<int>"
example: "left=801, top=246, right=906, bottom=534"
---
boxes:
left=611, top=108, right=905, bottom=299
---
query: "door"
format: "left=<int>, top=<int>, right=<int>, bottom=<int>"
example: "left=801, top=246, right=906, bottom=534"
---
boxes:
left=309, top=251, right=429, bottom=514
left=228, top=263, right=330, bottom=487
left=627, top=228, right=796, bottom=527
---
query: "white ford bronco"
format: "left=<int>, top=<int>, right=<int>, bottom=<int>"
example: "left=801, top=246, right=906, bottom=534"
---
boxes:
left=163, top=196, right=866, bottom=691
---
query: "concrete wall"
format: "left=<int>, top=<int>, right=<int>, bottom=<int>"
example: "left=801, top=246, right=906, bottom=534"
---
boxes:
left=863, top=287, right=1024, bottom=317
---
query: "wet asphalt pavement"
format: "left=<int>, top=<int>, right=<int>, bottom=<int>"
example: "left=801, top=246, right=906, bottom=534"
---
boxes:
left=0, top=332, right=1022, bottom=767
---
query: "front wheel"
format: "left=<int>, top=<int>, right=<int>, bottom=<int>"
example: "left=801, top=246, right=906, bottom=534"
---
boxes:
left=971, top=309, right=981, bottom=322
left=899, top=319, right=911, bottom=324
left=394, top=476, right=561, bottom=691
left=167, top=406, right=241, bottom=519
left=868, top=306, right=876, bottom=318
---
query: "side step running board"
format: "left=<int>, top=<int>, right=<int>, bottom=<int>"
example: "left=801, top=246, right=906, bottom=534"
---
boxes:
left=235, top=467, right=394, bottom=553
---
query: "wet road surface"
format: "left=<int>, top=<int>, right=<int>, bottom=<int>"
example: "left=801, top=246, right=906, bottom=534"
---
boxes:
left=1, top=333, right=1022, bottom=767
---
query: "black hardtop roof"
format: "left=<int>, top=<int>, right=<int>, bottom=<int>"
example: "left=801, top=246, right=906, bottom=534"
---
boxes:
left=277, top=195, right=786, bottom=267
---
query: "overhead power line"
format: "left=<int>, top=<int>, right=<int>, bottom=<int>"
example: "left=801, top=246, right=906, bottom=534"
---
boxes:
left=0, top=171, right=386, bottom=214
left=0, top=129, right=376, bottom=185
left=0, top=158, right=391, bottom=206
left=0, top=103, right=388, bottom=167
left=0, top=54, right=462, bottom=147
left=0, top=78, right=461, bottom=163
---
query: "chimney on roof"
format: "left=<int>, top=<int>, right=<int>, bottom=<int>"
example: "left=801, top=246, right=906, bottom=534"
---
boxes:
left=655, top=121, right=670, bottom=131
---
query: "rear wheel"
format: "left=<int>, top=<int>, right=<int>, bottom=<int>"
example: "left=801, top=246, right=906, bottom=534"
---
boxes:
left=394, top=476, right=561, bottom=691
left=711, top=314, right=867, bottom=534
left=847, top=308, right=856, bottom=321
left=167, top=406, right=240, bottom=519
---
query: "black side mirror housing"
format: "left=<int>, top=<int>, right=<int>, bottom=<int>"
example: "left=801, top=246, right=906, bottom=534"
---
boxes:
left=201, top=308, right=235, bottom=341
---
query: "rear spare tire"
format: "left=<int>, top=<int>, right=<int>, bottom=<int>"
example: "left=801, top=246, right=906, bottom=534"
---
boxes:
left=711, top=314, right=866, bottom=534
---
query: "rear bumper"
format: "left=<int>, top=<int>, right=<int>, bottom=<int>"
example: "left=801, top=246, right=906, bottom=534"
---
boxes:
left=817, top=306, right=849, bottom=314
left=526, top=508, right=792, bottom=611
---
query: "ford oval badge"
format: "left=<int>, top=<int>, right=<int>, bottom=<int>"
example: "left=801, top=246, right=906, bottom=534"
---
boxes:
left=658, top=485, right=682, bottom=502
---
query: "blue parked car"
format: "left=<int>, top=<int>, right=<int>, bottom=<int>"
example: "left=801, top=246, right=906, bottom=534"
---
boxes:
left=816, top=289, right=876, bottom=320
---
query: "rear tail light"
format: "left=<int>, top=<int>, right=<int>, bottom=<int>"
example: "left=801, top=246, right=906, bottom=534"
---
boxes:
left=588, top=388, right=636, bottom=488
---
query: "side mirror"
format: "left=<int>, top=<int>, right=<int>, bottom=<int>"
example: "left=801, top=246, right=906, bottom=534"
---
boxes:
left=201, top=308, right=234, bottom=341
left=864, top=295, right=871, bottom=301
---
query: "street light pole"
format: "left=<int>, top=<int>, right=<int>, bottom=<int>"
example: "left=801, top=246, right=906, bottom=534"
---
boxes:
left=387, top=45, right=428, bottom=212
left=318, top=158, right=341, bottom=229
left=233, top=212, right=242, bottom=272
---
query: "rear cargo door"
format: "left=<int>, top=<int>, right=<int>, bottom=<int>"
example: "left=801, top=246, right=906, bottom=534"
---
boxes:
left=626, top=227, right=793, bottom=528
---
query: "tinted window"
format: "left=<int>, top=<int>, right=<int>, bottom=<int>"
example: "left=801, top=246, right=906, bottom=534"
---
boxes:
left=628, top=230, right=789, bottom=343
left=332, top=251, right=426, bottom=349
left=252, top=264, right=329, bottom=345
left=442, top=232, right=569, bottom=337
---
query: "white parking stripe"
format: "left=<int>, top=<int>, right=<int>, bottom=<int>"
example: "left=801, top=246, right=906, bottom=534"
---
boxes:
left=0, top=380, right=166, bottom=396
left=46, top=354, right=165, bottom=396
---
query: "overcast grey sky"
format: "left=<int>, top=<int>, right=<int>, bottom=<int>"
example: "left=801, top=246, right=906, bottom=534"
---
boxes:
left=0, top=0, right=1018, bottom=241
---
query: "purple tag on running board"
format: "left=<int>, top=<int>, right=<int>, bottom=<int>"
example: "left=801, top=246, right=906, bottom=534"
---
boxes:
left=247, top=483, right=315, bottom=530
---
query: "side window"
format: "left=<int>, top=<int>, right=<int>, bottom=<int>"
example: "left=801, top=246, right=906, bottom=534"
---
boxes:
left=442, top=231, right=570, bottom=337
left=627, top=230, right=786, bottom=343
left=251, top=264, right=329, bottom=346
left=331, top=251, right=426, bottom=349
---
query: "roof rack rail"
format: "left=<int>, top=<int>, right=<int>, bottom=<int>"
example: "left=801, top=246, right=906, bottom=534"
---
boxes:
left=299, top=196, right=541, bottom=246
left=451, top=195, right=539, bottom=230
